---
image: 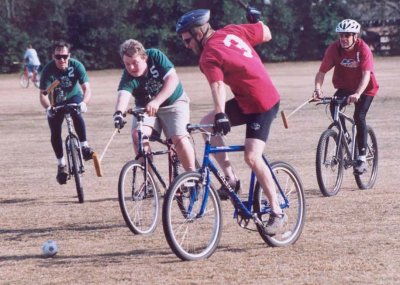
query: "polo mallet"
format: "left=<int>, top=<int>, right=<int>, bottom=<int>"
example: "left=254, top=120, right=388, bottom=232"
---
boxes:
left=42, top=80, right=60, bottom=106
left=281, top=98, right=315, bottom=129
left=93, top=128, right=119, bottom=177
left=237, top=0, right=249, bottom=9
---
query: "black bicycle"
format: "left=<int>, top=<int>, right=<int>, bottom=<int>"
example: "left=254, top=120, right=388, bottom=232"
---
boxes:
left=118, top=108, right=184, bottom=235
left=315, top=96, right=378, bottom=197
left=53, top=103, right=86, bottom=203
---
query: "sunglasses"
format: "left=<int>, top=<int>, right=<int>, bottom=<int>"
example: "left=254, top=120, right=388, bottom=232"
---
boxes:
left=339, top=33, right=353, bottom=38
left=54, top=54, right=69, bottom=60
left=182, top=37, right=192, bottom=45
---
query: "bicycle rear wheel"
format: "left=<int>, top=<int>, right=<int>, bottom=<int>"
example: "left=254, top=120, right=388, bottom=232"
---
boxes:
left=355, top=126, right=378, bottom=189
left=118, top=160, right=160, bottom=235
left=162, top=171, right=222, bottom=261
left=67, top=137, right=84, bottom=203
left=20, top=72, right=29, bottom=88
left=316, top=129, right=344, bottom=196
left=254, top=161, right=305, bottom=247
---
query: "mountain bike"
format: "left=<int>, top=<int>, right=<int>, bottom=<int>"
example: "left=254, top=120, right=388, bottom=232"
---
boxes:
left=118, top=108, right=185, bottom=235
left=162, top=123, right=306, bottom=261
left=315, top=96, right=378, bottom=197
left=53, top=103, right=86, bottom=203
left=19, top=64, right=40, bottom=88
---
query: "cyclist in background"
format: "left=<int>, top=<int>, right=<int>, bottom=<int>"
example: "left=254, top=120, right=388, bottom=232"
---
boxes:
left=24, top=44, right=41, bottom=83
left=113, top=39, right=196, bottom=172
left=39, top=40, right=94, bottom=185
left=176, top=8, right=285, bottom=235
left=312, top=19, right=379, bottom=174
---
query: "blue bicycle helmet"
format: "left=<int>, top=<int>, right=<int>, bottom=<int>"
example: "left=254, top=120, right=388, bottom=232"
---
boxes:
left=176, top=9, right=210, bottom=34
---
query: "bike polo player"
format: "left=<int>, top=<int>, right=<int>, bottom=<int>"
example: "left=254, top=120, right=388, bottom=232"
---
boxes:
left=113, top=39, right=196, bottom=173
left=313, top=19, right=379, bottom=174
left=39, top=40, right=95, bottom=185
left=176, top=8, right=286, bottom=235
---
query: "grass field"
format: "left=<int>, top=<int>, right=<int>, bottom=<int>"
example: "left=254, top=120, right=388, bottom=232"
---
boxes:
left=0, top=57, right=399, bottom=284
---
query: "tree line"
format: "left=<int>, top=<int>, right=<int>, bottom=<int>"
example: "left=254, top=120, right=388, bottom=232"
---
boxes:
left=1, top=0, right=399, bottom=73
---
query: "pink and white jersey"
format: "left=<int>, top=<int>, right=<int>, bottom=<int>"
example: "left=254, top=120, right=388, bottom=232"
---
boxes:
left=319, top=39, right=379, bottom=96
left=199, top=23, right=280, bottom=114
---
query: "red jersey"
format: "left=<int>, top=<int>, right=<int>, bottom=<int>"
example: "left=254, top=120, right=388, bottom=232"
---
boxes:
left=319, top=39, right=379, bottom=96
left=199, top=23, right=280, bottom=114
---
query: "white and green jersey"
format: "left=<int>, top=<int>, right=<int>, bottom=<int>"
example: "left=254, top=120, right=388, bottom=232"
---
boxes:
left=40, top=58, right=89, bottom=105
left=118, top=48, right=183, bottom=107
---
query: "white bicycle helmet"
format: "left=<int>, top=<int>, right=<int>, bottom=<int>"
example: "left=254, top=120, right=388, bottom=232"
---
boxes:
left=335, top=19, right=361, bottom=33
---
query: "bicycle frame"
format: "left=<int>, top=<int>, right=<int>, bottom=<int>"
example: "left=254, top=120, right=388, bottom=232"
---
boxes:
left=328, top=97, right=358, bottom=168
left=131, top=109, right=179, bottom=191
left=196, top=131, right=289, bottom=221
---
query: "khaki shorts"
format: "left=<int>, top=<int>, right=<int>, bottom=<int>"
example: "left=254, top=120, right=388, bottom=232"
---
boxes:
left=131, top=93, right=190, bottom=140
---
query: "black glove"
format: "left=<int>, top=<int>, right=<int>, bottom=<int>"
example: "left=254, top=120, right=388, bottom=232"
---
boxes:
left=214, top=112, right=231, bottom=135
left=246, top=6, right=261, bottom=23
left=46, top=106, right=56, bottom=118
left=113, top=111, right=126, bottom=130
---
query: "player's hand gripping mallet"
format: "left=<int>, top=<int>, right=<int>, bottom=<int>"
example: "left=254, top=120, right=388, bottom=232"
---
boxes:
left=281, top=98, right=314, bottom=129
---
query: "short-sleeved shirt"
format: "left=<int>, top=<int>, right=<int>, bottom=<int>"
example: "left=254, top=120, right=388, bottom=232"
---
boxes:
left=199, top=23, right=280, bottom=114
left=40, top=58, right=89, bottom=105
left=319, top=39, right=379, bottom=96
left=24, top=48, right=41, bottom=66
left=118, top=48, right=183, bottom=107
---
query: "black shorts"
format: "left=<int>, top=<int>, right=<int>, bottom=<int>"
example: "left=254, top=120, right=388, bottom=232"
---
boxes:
left=225, top=99, right=279, bottom=142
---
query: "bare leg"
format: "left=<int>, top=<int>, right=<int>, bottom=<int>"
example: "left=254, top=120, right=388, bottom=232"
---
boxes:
left=244, top=138, right=282, bottom=215
left=200, top=111, right=237, bottom=181
left=171, top=135, right=196, bottom=171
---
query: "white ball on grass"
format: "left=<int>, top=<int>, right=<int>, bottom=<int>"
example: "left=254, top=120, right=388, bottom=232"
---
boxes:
left=41, top=240, right=58, bottom=257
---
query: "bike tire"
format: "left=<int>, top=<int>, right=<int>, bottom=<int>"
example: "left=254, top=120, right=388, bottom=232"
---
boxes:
left=33, top=74, right=40, bottom=88
left=253, top=161, right=305, bottom=247
left=118, top=160, right=160, bottom=235
left=20, top=72, right=29, bottom=88
left=354, top=126, right=378, bottom=189
left=162, top=171, right=222, bottom=261
left=316, top=129, right=344, bottom=196
left=68, top=137, right=84, bottom=203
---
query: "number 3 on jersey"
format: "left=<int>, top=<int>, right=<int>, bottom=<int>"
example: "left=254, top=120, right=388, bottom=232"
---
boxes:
left=223, top=34, right=253, bottom=58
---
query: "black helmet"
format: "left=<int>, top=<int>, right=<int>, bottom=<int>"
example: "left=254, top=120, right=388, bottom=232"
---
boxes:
left=176, top=9, right=210, bottom=34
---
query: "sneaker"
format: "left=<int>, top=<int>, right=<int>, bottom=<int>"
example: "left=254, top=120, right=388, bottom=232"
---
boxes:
left=56, top=165, right=68, bottom=185
left=81, top=146, right=94, bottom=161
left=354, top=160, right=367, bottom=175
left=218, top=178, right=240, bottom=200
left=264, top=212, right=288, bottom=236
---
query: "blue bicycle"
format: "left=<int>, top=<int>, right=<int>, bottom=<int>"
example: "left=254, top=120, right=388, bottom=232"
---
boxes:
left=162, top=123, right=306, bottom=261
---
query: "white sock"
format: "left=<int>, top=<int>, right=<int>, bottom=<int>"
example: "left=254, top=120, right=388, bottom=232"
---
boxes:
left=57, top=157, right=65, bottom=166
left=81, top=141, right=88, bottom=147
left=358, top=155, right=366, bottom=162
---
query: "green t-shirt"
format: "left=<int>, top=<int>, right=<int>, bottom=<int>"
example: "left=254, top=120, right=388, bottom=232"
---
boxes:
left=40, top=58, right=89, bottom=105
left=118, top=48, right=183, bottom=107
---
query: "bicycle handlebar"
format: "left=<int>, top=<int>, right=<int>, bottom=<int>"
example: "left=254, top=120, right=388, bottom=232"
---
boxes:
left=53, top=103, right=80, bottom=113
left=187, top=123, right=215, bottom=134
left=315, top=96, right=347, bottom=106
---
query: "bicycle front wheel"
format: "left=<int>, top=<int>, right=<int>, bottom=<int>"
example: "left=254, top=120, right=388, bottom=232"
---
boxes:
left=20, top=72, right=29, bottom=88
left=162, top=171, right=222, bottom=261
left=254, top=161, right=305, bottom=247
left=118, top=160, right=160, bottom=235
left=316, top=129, right=344, bottom=196
left=355, top=126, right=378, bottom=189
left=67, top=137, right=84, bottom=203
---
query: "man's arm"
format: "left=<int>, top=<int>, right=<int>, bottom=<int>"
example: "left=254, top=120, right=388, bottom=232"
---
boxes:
left=146, top=68, right=179, bottom=116
left=210, top=81, right=227, bottom=113
left=261, top=22, right=272, bottom=42
left=313, top=71, right=326, bottom=98
left=81, top=82, right=92, bottom=104
left=115, top=90, right=131, bottom=113
left=348, top=70, right=371, bottom=103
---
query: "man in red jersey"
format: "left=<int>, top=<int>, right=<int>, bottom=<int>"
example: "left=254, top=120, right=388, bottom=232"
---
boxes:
left=176, top=9, right=285, bottom=235
left=313, top=19, right=379, bottom=174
